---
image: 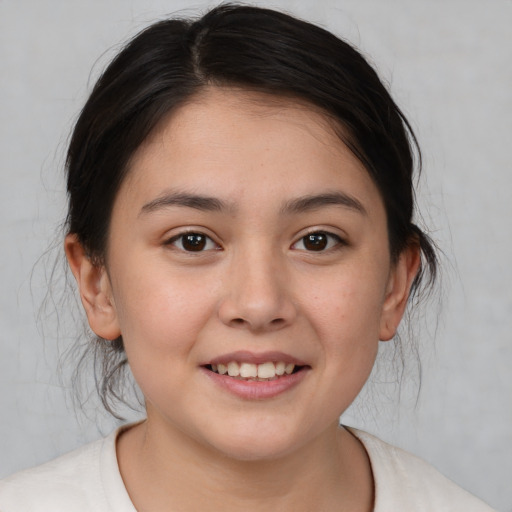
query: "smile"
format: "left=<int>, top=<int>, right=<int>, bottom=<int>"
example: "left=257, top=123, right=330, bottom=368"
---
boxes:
left=207, top=361, right=298, bottom=381
left=201, top=351, right=310, bottom=399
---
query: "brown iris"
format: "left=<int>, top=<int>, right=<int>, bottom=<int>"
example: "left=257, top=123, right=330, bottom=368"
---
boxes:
left=182, top=233, right=208, bottom=251
left=303, top=233, right=329, bottom=251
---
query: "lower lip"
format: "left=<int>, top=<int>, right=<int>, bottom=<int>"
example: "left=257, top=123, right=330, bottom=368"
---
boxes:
left=201, top=367, right=309, bottom=400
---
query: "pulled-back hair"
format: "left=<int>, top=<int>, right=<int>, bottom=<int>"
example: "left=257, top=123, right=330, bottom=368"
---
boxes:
left=65, top=3, right=437, bottom=415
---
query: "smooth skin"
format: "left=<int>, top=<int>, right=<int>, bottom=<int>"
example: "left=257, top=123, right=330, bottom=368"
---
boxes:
left=66, top=88, right=420, bottom=511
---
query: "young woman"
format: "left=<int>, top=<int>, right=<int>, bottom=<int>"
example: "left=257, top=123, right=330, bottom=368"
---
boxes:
left=0, top=4, right=495, bottom=511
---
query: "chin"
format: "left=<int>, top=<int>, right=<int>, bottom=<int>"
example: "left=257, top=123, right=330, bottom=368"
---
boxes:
left=213, top=439, right=296, bottom=462
left=203, top=420, right=304, bottom=462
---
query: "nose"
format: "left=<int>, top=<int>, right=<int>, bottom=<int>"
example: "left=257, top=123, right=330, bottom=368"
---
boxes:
left=217, top=246, right=297, bottom=332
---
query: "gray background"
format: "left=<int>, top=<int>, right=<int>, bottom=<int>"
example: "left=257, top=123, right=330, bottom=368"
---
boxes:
left=0, top=1, right=510, bottom=510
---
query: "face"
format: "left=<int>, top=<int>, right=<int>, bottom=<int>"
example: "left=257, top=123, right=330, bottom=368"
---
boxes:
left=68, top=88, right=417, bottom=461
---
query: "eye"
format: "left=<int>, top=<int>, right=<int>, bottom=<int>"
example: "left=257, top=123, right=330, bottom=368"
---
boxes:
left=168, top=232, right=219, bottom=252
left=292, top=231, right=343, bottom=252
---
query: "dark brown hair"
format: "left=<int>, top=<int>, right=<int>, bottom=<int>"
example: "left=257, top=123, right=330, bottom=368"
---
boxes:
left=65, top=3, right=437, bottom=415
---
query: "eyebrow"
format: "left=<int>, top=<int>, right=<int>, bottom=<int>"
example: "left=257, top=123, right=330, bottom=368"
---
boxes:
left=281, top=192, right=367, bottom=216
left=139, top=190, right=366, bottom=217
left=140, top=191, right=230, bottom=216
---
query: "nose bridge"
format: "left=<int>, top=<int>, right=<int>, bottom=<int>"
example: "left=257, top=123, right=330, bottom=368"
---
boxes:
left=218, top=238, right=295, bottom=331
left=240, top=242, right=281, bottom=303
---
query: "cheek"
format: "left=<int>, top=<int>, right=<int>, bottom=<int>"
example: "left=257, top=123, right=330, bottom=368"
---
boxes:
left=110, top=272, right=218, bottom=405
left=301, top=259, right=388, bottom=398
left=110, top=263, right=217, bottom=358
left=293, top=277, right=383, bottom=423
left=305, top=265, right=388, bottom=343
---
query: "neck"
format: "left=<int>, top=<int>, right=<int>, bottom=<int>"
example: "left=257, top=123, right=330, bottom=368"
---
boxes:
left=117, top=418, right=373, bottom=512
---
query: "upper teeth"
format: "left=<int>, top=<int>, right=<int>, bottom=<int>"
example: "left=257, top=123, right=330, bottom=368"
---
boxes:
left=211, top=361, right=295, bottom=379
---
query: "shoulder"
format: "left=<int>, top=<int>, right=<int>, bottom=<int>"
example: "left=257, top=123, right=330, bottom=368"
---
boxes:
left=0, top=428, right=135, bottom=512
left=348, top=428, right=496, bottom=512
left=0, top=437, right=104, bottom=511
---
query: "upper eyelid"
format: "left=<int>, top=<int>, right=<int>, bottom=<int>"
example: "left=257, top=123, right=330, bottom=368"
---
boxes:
left=302, top=228, right=342, bottom=237
left=165, top=230, right=222, bottom=250
left=162, top=227, right=346, bottom=246
left=290, top=230, right=346, bottom=251
left=164, top=230, right=222, bottom=252
left=292, top=227, right=346, bottom=242
left=165, top=227, right=218, bottom=241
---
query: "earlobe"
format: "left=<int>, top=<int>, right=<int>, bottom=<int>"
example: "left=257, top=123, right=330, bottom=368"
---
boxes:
left=64, top=234, right=121, bottom=341
left=379, top=245, right=421, bottom=341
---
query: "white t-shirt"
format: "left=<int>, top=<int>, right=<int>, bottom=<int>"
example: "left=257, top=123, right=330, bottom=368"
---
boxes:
left=0, top=426, right=495, bottom=511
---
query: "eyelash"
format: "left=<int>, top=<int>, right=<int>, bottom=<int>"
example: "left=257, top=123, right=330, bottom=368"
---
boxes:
left=166, top=232, right=220, bottom=253
left=166, top=230, right=345, bottom=253
left=291, top=231, right=345, bottom=252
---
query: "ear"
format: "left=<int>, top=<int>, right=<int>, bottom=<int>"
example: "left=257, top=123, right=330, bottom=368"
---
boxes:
left=64, top=234, right=121, bottom=341
left=379, top=244, right=421, bottom=341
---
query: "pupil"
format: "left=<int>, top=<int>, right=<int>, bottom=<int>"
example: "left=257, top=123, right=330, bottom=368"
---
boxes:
left=304, top=233, right=327, bottom=251
left=183, top=234, right=206, bottom=251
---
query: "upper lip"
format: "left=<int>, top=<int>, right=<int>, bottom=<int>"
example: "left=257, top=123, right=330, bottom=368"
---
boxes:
left=204, top=351, right=308, bottom=366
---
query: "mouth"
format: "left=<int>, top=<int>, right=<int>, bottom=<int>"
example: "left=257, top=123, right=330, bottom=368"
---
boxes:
left=200, top=351, right=310, bottom=399
left=204, top=361, right=306, bottom=381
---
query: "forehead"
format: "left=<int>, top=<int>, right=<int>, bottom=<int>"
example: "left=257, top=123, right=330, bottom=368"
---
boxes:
left=119, top=87, right=381, bottom=215
left=147, top=87, right=344, bottom=143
